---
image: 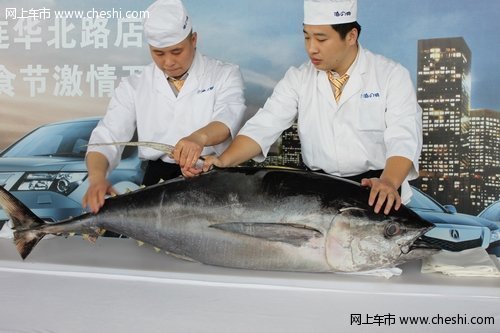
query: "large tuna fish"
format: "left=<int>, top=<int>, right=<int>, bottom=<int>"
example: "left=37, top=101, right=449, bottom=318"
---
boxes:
left=0, top=167, right=439, bottom=272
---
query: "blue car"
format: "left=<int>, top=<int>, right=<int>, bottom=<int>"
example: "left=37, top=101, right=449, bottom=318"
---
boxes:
left=407, top=187, right=500, bottom=256
left=0, top=117, right=145, bottom=228
left=478, top=201, right=500, bottom=224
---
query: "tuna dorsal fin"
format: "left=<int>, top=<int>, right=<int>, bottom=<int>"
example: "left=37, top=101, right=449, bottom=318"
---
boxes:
left=210, top=222, right=323, bottom=247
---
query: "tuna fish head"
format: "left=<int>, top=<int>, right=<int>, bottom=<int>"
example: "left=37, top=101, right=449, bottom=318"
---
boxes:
left=325, top=207, right=438, bottom=272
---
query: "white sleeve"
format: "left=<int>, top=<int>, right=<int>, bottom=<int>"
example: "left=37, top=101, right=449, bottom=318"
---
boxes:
left=238, top=67, right=300, bottom=162
left=211, top=65, right=247, bottom=155
left=87, top=77, right=137, bottom=171
left=211, top=65, right=246, bottom=137
left=383, top=66, right=422, bottom=181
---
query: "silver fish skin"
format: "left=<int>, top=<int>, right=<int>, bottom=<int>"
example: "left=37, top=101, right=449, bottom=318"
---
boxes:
left=0, top=168, right=438, bottom=272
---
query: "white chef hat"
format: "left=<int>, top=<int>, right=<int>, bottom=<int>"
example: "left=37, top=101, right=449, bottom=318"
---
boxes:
left=304, top=0, right=357, bottom=25
left=143, top=0, right=192, bottom=48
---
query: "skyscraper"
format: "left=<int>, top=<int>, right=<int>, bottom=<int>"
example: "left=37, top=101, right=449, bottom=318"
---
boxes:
left=469, top=109, right=500, bottom=210
left=281, top=123, right=304, bottom=168
left=416, top=37, right=472, bottom=210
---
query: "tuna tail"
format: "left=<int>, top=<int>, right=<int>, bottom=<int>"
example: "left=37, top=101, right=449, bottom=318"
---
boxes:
left=0, top=187, right=47, bottom=259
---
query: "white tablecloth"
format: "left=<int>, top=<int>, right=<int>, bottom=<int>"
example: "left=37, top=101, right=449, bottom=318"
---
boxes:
left=0, top=237, right=498, bottom=333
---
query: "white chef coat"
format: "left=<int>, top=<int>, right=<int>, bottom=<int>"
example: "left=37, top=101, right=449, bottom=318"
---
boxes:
left=88, top=51, right=246, bottom=171
left=239, top=45, right=422, bottom=203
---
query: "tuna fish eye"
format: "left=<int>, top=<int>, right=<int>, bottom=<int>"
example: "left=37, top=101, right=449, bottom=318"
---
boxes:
left=384, top=222, right=401, bottom=238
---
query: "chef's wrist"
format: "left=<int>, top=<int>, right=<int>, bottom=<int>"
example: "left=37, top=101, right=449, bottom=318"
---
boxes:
left=216, top=154, right=231, bottom=168
left=187, top=131, right=209, bottom=147
left=379, top=176, right=399, bottom=191
left=88, top=172, right=107, bottom=184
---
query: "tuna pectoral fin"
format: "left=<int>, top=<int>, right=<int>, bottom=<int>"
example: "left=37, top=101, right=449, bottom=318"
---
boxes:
left=0, top=187, right=47, bottom=259
left=210, top=222, right=323, bottom=247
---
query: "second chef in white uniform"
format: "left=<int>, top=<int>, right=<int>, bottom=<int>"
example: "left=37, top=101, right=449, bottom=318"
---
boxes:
left=201, top=0, right=422, bottom=215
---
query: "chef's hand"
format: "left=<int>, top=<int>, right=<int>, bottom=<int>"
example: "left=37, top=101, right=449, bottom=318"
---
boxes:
left=180, top=166, right=203, bottom=178
left=82, top=176, right=117, bottom=214
left=201, top=155, right=225, bottom=172
left=174, top=134, right=205, bottom=172
left=361, top=178, right=401, bottom=215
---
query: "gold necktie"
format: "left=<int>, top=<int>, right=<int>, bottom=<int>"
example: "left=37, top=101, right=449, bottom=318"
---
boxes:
left=327, top=72, right=350, bottom=102
left=168, top=77, right=185, bottom=92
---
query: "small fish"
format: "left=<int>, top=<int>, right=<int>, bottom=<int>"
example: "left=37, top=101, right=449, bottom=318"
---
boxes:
left=0, top=168, right=439, bottom=272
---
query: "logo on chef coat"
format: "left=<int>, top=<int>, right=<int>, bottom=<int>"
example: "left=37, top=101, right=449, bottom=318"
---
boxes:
left=361, top=92, right=381, bottom=99
left=197, top=86, right=214, bottom=94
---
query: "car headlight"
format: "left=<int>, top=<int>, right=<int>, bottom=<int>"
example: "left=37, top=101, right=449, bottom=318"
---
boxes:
left=13, top=172, right=87, bottom=195
left=0, top=173, right=14, bottom=187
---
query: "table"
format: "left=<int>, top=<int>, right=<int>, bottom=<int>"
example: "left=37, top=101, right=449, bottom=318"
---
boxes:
left=0, top=237, right=498, bottom=333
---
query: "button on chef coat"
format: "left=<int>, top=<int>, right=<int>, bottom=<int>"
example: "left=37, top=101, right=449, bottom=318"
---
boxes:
left=88, top=51, right=246, bottom=171
left=239, top=45, right=422, bottom=203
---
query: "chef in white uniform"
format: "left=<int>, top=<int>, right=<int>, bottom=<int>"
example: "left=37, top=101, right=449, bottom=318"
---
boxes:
left=201, top=0, right=422, bottom=215
left=83, top=0, right=246, bottom=213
